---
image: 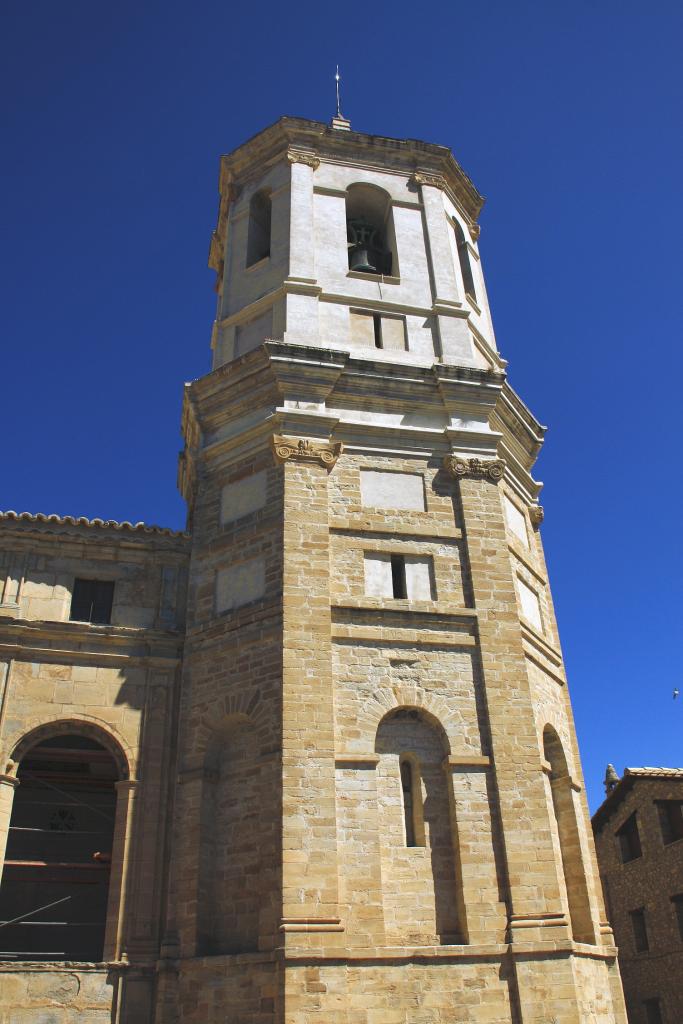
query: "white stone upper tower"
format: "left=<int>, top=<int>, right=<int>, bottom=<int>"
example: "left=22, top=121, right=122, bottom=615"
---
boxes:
left=208, top=116, right=498, bottom=372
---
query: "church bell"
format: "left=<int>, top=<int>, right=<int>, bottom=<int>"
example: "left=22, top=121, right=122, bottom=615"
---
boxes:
left=347, top=217, right=387, bottom=275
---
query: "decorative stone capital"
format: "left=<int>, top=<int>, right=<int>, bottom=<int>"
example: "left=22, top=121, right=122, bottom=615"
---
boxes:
left=272, top=434, right=342, bottom=469
left=412, top=171, right=447, bottom=190
left=443, top=454, right=505, bottom=482
left=287, top=151, right=320, bottom=171
left=529, top=504, right=544, bottom=526
left=469, top=223, right=481, bottom=242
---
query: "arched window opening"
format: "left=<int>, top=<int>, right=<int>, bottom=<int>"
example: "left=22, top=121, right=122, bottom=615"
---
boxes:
left=453, top=219, right=476, bottom=302
left=543, top=726, right=595, bottom=944
left=0, top=735, right=118, bottom=961
left=399, top=756, right=425, bottom=848
left=376, top=709, right=463, bottom=944
left=346, top=184, right=397, bottom=277
left=246, top=189, right=272, bottom=267
left=197, top=717, right=265, bottom=956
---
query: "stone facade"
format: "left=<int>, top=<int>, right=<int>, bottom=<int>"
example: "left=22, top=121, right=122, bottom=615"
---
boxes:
left=0, top=116, right=627, bottom=1022
left=593, top=768, right=683, bottom=1024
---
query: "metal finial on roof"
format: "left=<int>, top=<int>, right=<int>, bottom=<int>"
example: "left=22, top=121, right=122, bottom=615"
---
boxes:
left=331, top=66, right=351, bottom=131
left=335, top=66, right=342, bottom=119
left=604, top=763, right=620, bottom=795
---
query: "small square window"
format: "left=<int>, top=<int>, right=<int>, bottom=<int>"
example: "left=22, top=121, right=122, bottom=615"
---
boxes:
left=656, top=800, right=683, bottom=845
left=69, top=579, right=114, bottom=625
left=630, top=908, right=649, bottom=952
left=616, top=812, right=642, bottom=863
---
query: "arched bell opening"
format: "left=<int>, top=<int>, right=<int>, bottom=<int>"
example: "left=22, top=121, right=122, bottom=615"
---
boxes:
left=452, top=218, right=476, bottom=302
left=246, top=188, right=272, bottom=267
left=543, top=725, right=595, bottom=944
left=346, top=183, right=398, bottom=276
left=0, top=734, right=119, bottom=961
left=196, top=714, right=265, bottom=956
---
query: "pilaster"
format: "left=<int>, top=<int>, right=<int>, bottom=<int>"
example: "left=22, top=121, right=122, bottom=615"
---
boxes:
left=279, top=437, right=342, bottom=942
left=415, top=174, right=475, bottom=365
left=449, top=461, right=569, bottom=939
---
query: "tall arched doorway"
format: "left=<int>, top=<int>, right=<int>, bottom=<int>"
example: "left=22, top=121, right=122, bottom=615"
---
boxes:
left=0, top=734, right=118, bottom=961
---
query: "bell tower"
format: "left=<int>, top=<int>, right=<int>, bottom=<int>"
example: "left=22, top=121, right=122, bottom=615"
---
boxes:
left=159, top=116, right=627, bottom=1023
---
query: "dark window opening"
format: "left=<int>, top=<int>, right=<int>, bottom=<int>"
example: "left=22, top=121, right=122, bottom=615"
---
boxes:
left=69, top=579, right=114, bottom=625
left=373, top=313, right=382, bottom=348
left=644, top=998, right=663, bottom=1024
left=616, top=812, right=642, bottom=863
left=671, top=895, right=683, bottom=942
left=345, top=184, right=397, bottom=278
left=453, top=219, right=476, bottom=303
left=0, top=735, right=118, bottom=961
left=630, top=908, right=649, bottom=952
left=246, top=189, right=272, bottom=267
left=390, top=555, right=407, bottom=599
left=400, top=760, right=417, bottom=847
left=656, top=800, right=683, bottom=845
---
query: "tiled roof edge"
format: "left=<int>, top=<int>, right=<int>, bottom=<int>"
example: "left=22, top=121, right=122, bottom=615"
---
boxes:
left=0, top=510, right=189, bottom=539
left=592, top=765, right=683, bottom=830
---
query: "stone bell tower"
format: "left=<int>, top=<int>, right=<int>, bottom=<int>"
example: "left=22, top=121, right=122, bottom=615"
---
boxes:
left=158, top=116, right=627, bottom=1023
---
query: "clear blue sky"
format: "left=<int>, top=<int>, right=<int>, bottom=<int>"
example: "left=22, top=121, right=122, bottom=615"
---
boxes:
left=2, top=1, right=682, bottom=810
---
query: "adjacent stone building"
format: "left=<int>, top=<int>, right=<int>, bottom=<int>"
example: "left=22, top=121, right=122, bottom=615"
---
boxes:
left=0, top=114, right=627, bottom=1022
left=593, top=767, right=683, bottom=1024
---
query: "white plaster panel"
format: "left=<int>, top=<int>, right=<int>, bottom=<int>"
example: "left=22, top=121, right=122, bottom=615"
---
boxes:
left=504, top=495, right=529, bottom=548
left=381, top=316, right=406, bottom=351
left=405, top=556, right=435, bottom=600
left=216, top=557, right=266, bottom=613
left=517, top=577, right=543, bottom=632
left=235, top=308, right=273, bottom=357
left=220, top=470, right=267, bottom=525
left=363, top=553, right=393, bottom=598
left=360, top=470, right=426, bottom=511
left=350, top=310, right=376, bottom=348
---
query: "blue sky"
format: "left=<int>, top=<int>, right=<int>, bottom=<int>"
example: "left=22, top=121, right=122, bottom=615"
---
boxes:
left=2, top=1, right=682, bottom=810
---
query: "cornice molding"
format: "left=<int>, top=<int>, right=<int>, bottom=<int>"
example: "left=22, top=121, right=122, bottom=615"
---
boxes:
left=272, top=434, right=342, bottom=469
left=443, top=454, right=505, bottom=482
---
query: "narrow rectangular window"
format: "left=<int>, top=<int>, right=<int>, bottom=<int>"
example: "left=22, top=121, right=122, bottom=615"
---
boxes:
left=390, top=555, right=407, bottom=599
left=616, top=812, right=642, bottom=863
left=671, top=894, right=683, bottom=942
left=400, top=760, right=416, bottom=847
left=373, top=313, right=382, bottom=349
left=656, top=800, right=683, bottom=845
left=70, top=579, right=114, bottom=625
left=630, top=908, right=649, bottom=952
left=643, top=998, right=663, bottom=1024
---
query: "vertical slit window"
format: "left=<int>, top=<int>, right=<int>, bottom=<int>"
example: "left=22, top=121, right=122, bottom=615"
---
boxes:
left=400, top=760, right=416, bottom=847
left=373, top=314, right=382, bottom=349
left=390, top=555, right=407, bottom=599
